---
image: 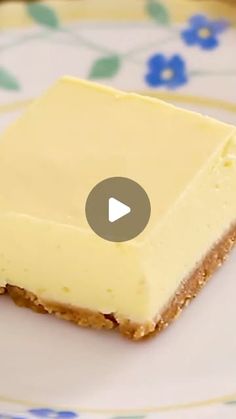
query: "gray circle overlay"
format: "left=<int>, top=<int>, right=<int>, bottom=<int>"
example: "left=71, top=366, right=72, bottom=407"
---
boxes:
left=85, top=177, right=151, bottom=242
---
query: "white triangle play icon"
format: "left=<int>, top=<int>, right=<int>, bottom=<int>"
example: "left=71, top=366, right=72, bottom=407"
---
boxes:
left=108, top=197, right=131, bottom=223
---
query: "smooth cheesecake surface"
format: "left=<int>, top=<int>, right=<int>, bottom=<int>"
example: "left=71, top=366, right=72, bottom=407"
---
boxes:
left=0, top=78, right=235, bottom=329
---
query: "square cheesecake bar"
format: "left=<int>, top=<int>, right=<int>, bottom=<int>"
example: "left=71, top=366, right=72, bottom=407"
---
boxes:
left=0, top=78, right=235, bottom=339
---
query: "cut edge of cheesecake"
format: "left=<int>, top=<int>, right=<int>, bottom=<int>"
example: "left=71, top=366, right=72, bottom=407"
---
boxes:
left=3, top=222, right=235, bottom=340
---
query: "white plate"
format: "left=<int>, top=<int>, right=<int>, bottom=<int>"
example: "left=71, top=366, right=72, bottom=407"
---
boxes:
left=0, top=1, right=236, bottom=418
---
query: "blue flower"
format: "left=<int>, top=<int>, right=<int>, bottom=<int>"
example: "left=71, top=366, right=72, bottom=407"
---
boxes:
left=181, top=14, right=229, bottom=50
left=145, top=54, right=187, bottom=89
left=28, top=409, right=78, bottom=418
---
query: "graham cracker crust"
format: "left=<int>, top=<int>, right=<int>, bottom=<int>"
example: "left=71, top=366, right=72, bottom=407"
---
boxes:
left=2, top=224, right=236, bottom=340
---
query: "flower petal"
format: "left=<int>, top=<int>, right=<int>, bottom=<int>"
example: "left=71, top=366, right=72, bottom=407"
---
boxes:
left=189, top=14, right=208, bottom=28
left=169, top=55, right=186, bottom=72
left=166, top=55, right=188, bottom=89
left=210, top=19, right=229, bottom=34
left=181, top=29, right=197, bottom=45
left=167, top=72, right=188, bottom=89
left=57, top=412, right=77, bottom=418
left=199, top=36, right=218, bottom=49
left=145, top=72, right=164, bottom=87
left=29, top=408, right=56, bottom=417
left=147, top=53, right=167, bottom=70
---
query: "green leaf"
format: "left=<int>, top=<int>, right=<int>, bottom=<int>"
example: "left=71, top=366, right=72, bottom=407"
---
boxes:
left=0, top=68, right=20, bottom=91
left=89, top=56, right=120, bottom=79
left=146, top=0, right=170, bottom=25
left=26, top=3, right=59, bottom=29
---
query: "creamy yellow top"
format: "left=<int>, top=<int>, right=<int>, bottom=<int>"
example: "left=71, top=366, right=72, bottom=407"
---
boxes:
left=0, top=77, right=234, bottom=236
left=0, top=78, right=235, bottom=323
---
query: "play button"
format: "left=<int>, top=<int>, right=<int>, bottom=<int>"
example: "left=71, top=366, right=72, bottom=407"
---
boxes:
left=108, top=198, right=131, bottom=223
left=85, top=177, right=151, bottom=242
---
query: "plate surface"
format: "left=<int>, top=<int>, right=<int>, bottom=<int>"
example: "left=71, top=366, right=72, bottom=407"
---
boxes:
left=0, top=1, right=236, bottom=418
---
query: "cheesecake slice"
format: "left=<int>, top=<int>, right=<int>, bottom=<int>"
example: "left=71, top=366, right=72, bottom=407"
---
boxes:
left=0, top=78, right=235, bottom=339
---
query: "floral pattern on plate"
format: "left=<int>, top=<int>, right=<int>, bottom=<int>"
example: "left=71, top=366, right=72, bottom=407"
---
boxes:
left=0, top=1, right=235, bottom=93
left=0, top=0, right=236, bottom=418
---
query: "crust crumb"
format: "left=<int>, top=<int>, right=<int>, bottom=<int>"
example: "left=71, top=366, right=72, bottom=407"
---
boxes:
left=2, top=224, right=236, bottom=340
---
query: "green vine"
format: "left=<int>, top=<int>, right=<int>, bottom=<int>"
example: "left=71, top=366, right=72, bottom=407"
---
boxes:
left=0, top=68, right=20, bottom=91
left=0, top=0, right=235, bottom=90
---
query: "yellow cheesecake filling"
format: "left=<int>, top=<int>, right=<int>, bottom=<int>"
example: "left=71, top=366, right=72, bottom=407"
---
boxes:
left=0, top=78, right=235, bottom=325
left=0, top=135, right=235, bottom=323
